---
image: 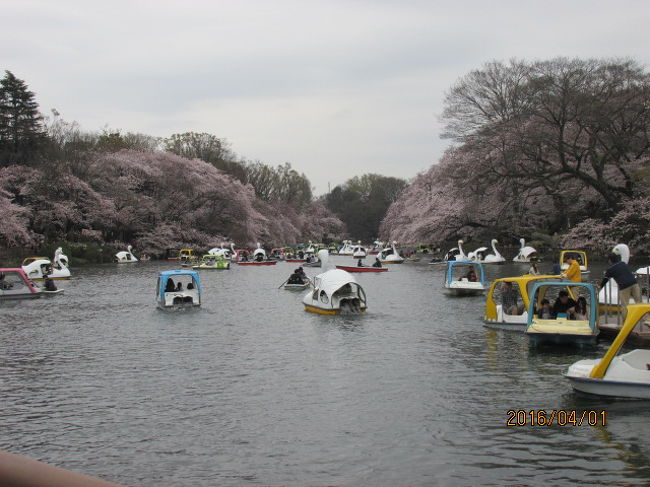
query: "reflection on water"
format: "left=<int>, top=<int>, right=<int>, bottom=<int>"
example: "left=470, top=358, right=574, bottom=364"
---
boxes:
left=1, top=258, right=650, bottom=486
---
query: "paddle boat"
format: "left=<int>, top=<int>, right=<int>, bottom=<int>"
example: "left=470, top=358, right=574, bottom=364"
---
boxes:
left=269, top=248, right=286, bottom=260
left=525, top=281, right=599, bottom=347
left=560, top=250, right=589, bottom=274
left=327, top=243, right=339, bottom=255
left=379, top=241, right=405, bottom=264
left=636, top=266, right=650, bottom=276
left=172, top=249, right=194, bottom=263
left=193, top=254, right=230, bottom=270
left=208, top=242, right=236, bottom=260
left=234, top=249, right=251, bottom=262
left=22, top=247, right=71, bottom=280
left=565, top=303, right=650, bottom=398
left=156, top=270, right=201, bottom=309
left=115, top=245, right=138, bottom=263
left=443, top=261, right=486, bottom=296
left=439, top=239, right=468, bottom=262
left=252, top=242, right=267, bottom=262
left=513, top=238, right=538, bottom=263
left=368, top=240, right=383, bottom=255
left=478, top=239, right=505, bottom=264
left=0, top=268, right=41, bottom=300
left=338, top=240, right=354, bottom=256
left=303, top=250, right=367, bottom=314
left=352, top=241, right=367, bottom=259
left=484, top=275, right=564, bottom=330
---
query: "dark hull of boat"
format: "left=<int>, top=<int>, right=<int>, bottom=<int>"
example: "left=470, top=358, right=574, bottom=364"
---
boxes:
left=237, top=261, right=277, bottom=266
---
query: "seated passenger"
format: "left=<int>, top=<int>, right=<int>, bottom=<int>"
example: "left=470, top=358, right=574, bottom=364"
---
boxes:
left=176, top=282, right=183, bottom=292
left=574, top=296, right=588, bottom=320
left=466, top=269, right=477, bottom=282
left=44, top=275, right=57, bottom=291
left=538, top=299, right=552, bottom=319
left=297, top=267, right=307, bottom=280
left=501, top=281, right=521, bottom=315
left=357, top=258, right=364, bottom=267
left=552, top=290, right=577, bottom=318
left=372, top=258, right=382, bottom=268
left=165, top=278, right=175, bottom=292
left=187, top=282, right=194, bottom=290
left=287, top=271, right=304, bottom=284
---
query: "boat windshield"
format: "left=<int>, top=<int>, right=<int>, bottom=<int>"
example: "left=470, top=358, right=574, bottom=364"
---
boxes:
left=0, top=272, right=28, bottom=293
left=532, top=285, right=591, bottom=321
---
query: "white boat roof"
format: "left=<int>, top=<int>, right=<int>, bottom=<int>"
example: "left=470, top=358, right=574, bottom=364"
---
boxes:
left=313, top=269, right=358, bottom=295
left=520, top=246, right=537, bottom=258
left=473, top=247, right=488, bottom=253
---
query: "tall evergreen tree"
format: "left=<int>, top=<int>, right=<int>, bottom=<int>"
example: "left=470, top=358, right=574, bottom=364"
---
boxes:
left=0, top=70, right=44, bottom=166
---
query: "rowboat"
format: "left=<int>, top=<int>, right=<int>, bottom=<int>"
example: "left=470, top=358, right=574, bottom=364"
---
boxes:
left=335, top=265, right=387, bottom=273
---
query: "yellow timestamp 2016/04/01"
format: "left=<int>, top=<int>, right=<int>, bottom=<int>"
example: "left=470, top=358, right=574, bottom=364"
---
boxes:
left=506, top=409, right=607, bottom=426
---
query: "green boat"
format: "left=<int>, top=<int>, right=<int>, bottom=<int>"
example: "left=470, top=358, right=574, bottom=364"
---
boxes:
left=192, top=254, right=230, bottom=270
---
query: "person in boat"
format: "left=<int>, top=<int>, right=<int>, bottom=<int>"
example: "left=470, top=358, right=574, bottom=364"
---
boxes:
left=599, top=252, right=641, bottom=319
left=175, top=282, right=183, bottom=292
left=501, top=281, right=521, bottom=315
left=372, top=257, right=382, bottom=268
left=165, top=278, right=175, bottom=292
left=552, top=290, right=577, bottom=319
left=43, top=275, right=57, bottom=291
left=255, top=253, right=264, bottom=262
left=187, top=282, right=194, bottom=290
left=297, top=267, right=307, bottom=280
left=357, top=258, right=364, bottom=267
left=240, top=253, right=249, bottom=262
left=561, top=256, right=581, bottom=283
left=574, top=296, right=588, bottom=320
left=305, top=255, right=312, bottom=263
left=465, top=268, right=477, bottom=282
left=287, top=270, right=305, bottom=285
left=529, top=263, right=540, bottom=275
left=538, top=299, right=552, bottom=319
left=551, top=263, right=562, bottom=275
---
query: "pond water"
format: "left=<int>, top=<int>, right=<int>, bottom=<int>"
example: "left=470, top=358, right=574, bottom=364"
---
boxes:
left=2, top=256, right=650, bottom=486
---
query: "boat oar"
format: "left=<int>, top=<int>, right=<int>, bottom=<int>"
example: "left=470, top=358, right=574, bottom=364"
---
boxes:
left=277, top=278, right=289, bottom=289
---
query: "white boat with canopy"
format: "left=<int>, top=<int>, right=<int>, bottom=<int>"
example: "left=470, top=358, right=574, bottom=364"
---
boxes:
left=513, top=238, right=538, bottom=263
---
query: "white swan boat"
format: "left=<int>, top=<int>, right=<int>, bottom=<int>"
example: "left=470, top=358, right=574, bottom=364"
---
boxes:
left=482, top=239, right=505, bottom=264
left=253, top=242, right=267, bottom=262
left=338, top=240, right=354, bottom=256
left=22, top=247, right=71, bottom=280
left=208, top=242, right=236, bottom=260
left=379, top=241, right=404, bottom=264
left=446, top=240, right=468, bottom=261
left=513, top=238, right=538, bottom=263
left=115, top=245, right=138, bottom=263
left=352, top=241, right=367, bottom=259
left=302, top=250, right=367, bottom=314
left=565, top=303, right=650, bottom=398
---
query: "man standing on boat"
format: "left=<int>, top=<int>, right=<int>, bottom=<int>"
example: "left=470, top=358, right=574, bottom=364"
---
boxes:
left=562, top=256, right=581, bottom=283
left=599, top=253, right=641, bottom=319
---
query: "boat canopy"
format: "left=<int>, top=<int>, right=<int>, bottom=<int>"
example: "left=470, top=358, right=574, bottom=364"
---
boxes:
left=314, top=269, right=358, bottom=297
left=526, top=281, right=598, bottom=331
left=446, top=260, right=486, bottom=286
left=484, top=275, right=564, bottom=321
left=158, top=270, right=201, bottom=299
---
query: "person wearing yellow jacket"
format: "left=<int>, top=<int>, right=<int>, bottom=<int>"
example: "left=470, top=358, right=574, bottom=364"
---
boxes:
left=562, top=256, right=581, bottom=283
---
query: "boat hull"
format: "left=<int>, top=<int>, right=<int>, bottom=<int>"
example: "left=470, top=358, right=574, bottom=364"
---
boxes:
left=598, top=323, right=650, bottom=347
left=566, top=376, right=650, bottom=399
left=483, top=320, right=526, bottom=331
left=444, top=287, right=484, bottom=297
left=304, top=304, right=367, bottom=315
left=285, top=259, right=307, bottom=263
left=284, top=283, right=309, bottom=291
left=237, top=261, right=277, bottom=266
left=336, top=265, right=387, bottom=273
left=527, top=332, right=598, bottom=347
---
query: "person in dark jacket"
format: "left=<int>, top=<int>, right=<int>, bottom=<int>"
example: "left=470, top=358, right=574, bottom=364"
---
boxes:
left=599, top=253, right=641, bottom=319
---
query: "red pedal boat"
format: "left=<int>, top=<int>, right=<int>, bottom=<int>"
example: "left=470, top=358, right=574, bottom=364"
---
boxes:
left=336, top=265, right=387, bottom=273
left=286, top=258, right=307, bottom=263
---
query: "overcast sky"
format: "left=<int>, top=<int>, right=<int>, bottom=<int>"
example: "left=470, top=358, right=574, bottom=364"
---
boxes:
left=3, top=0, right=650, bottom=194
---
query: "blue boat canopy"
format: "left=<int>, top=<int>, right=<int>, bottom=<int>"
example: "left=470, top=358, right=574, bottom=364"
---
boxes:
left=446, top=260, right=486, bottom=286
left=158, top=270, right=202, bottom=299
